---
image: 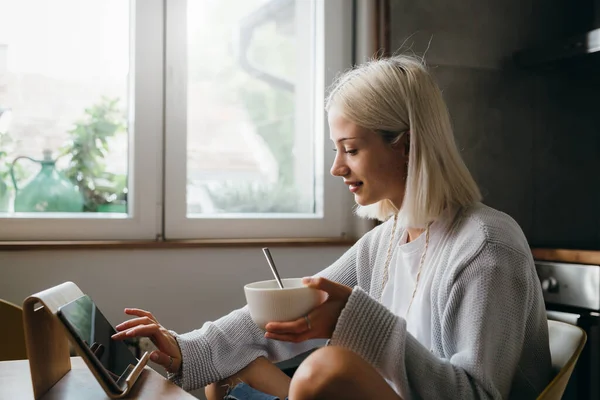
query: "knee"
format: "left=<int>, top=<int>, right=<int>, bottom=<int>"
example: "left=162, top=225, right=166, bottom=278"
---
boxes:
left=205, top=376, right=243, bottom=400
left=205, top=381, right=225, bottom=400
left=289, top=346, right=354, bottom=399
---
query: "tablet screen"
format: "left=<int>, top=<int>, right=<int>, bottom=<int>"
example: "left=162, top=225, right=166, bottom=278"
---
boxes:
left=58, top=295, right=139, bottom=386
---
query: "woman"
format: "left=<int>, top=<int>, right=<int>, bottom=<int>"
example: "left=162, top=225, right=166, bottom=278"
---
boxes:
left=113, top=55, right=552, bottom=399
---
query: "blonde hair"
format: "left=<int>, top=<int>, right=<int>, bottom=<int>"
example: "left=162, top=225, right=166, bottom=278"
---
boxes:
left=326, top=55, right=481, bottom=227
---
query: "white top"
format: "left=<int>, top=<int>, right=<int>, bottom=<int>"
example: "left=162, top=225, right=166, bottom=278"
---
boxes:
left=380, top=225, right=437, bottom=350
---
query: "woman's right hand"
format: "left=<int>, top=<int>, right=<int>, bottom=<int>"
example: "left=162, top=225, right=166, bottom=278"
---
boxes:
left=264, top=277, right=352, bottom=342
left=112, top=308, right=182, bottom=374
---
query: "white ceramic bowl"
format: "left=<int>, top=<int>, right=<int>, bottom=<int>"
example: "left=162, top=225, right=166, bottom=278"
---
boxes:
left=244, top=278, right=324, bottom=330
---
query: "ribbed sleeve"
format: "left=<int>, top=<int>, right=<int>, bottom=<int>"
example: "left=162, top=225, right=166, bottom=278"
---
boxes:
left=168, top=306, right=324, bottom=390
left=330, top=287, right=399, bottom=366
left=167, top=329, right=220, bottom=390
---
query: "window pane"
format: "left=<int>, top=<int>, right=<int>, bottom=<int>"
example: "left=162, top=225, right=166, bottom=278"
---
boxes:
left=186, top=0, right=316, bottom=215
left=0, top=0, right=130, bottom=215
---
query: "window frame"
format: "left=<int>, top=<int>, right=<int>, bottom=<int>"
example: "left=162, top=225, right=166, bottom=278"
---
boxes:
left=0, top=0, right=360, bottom=242
left=0, top=0, right=163, bottom=241
left=163, top=0, right=356, bottom=239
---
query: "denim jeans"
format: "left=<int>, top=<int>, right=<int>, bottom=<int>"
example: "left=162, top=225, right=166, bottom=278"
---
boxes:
left=224, top=382, right=288, bottom=400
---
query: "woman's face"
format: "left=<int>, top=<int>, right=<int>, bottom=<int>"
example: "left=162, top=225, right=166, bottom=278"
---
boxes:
left=328, top=107, right=408, bottom=209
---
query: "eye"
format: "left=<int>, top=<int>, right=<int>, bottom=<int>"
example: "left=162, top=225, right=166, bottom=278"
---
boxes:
left=345, top=149, right=358, bottom=155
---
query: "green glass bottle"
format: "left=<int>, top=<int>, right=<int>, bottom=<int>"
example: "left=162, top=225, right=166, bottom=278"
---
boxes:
left=11, top=150, right=84, bottom=212
left=0, top=179, right=9, bottom=212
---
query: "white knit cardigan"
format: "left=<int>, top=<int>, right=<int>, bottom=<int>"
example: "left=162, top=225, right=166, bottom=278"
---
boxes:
left=169, top=203, right=552, bottom=399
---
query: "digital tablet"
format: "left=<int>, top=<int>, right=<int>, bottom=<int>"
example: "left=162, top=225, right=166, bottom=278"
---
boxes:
left=57, top=294, right=140, bottom=393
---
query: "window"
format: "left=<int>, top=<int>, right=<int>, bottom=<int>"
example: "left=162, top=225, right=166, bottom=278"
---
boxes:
left=0, top=0, right=354, bottom=240
left=0, top=0, right=130, bottom=216
left=0, top=0, right=161, bottom=240
left=165, top=0, right=354, bottom=239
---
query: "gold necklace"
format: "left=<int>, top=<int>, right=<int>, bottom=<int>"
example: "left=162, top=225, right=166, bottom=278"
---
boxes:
left=379, top=213, right=432, bottom=318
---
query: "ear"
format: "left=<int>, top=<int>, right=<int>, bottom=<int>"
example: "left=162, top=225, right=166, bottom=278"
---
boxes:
left=391, top=131, right=410, bottom=156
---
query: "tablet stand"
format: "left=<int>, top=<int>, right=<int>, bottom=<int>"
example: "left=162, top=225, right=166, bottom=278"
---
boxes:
left=22, top=281, right=150, bottom=399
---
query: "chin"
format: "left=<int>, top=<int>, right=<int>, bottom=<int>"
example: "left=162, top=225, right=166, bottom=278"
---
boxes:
left=354, top=194, right=378, bottom=207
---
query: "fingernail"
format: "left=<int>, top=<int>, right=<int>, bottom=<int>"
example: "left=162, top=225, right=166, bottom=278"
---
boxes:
left=151, top=353, right=158, bottom=362
left=302, top=277, right=312, bottom=284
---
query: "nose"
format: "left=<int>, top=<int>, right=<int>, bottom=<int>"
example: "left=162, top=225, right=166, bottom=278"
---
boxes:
left=330, top=153, right=350, bottom=177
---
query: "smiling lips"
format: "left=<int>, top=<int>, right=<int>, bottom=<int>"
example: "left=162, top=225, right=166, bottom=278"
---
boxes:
left=346, top=181, right=363, bottom=193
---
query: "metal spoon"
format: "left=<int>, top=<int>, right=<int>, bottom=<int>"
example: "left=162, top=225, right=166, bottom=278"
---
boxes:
left=262, top=247, right=284, bottom=289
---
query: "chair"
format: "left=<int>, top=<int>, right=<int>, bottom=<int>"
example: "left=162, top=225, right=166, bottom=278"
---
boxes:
left=0, top=299, right=28, bottom=361
left=536, top=319, right=587, bottom=400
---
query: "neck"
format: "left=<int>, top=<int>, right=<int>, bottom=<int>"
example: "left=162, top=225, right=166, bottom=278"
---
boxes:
left=406, top=227, right=425, bottom=243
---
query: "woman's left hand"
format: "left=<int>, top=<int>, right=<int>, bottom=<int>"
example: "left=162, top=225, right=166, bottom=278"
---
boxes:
left=264, top=277, right=352, bottom=343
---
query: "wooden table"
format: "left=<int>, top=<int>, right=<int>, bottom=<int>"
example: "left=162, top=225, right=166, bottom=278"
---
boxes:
left=0, top=357, right=196, bottom=399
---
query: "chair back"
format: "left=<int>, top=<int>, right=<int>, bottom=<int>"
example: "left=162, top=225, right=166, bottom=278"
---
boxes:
left=0, top=299, right=28, bottom=361
left=537, top=319, right=587, bottom=400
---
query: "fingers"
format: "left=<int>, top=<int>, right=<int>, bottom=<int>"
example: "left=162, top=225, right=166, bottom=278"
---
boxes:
left=115, top=316, right=156, bottom=332
left=264, top=315, right=313, bottom=343
left=112, top=323, right=162, bottom=340
left=111, top=330, right=129, bottom=340
left=302, top=277, right=352, bottom=300
left=124, top=308, right=157, bottom=322
left=265, top=316, right=309, bottom=334
left=114, top=311, right=160, bottom=341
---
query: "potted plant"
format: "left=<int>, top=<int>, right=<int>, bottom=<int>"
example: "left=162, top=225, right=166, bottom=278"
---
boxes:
left=60, top=97, right=128, bottom=213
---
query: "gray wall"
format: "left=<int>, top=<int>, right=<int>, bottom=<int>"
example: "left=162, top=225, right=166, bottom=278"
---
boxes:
left=389, top=0, right=600, bottom=249
left=0, top=247, right=344, bottom=334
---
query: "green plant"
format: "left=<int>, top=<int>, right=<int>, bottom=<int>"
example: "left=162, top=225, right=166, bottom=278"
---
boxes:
left=0, top=131, right=13, bottom=183
left=0, top=149, right=8, bottom=184
left=0, top=131, right=26, bottom=189
left=60, top=97, right=127, bottom=212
